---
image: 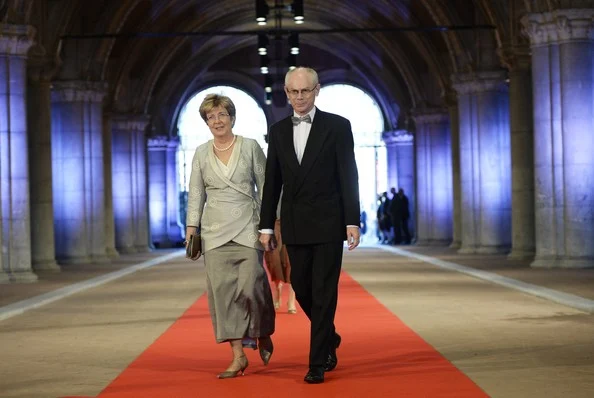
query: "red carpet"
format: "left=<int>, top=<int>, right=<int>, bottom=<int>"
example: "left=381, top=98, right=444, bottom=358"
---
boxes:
left=68, top=273, right=488, bottom=397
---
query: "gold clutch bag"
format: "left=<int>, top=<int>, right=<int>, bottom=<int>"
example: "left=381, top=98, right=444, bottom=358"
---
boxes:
left=186, top=234, right=202, bottom=259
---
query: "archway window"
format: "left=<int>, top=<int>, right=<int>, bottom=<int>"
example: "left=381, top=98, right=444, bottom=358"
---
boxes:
left=317, top=84, right=384, bottom=146
left=317, top=84, right=387, bottom=239
left=177, top=86, right=268, bottom=192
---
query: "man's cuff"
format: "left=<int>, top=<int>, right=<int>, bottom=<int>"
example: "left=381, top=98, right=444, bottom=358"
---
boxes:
left=346, top=225, right=360, bottom=228
left=259, top=229, right=274, bottom=234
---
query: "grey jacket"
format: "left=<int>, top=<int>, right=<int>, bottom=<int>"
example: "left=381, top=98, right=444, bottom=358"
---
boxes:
left=186, top=136, right=266, bottom=253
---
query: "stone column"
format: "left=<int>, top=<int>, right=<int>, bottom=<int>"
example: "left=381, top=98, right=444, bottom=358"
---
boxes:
left=445, top=92, right=462, bottom=249
left=522, top=9, right=594, bottom=268
left=0, top=24, right=37, bottom=282
left=112, top=114, right=151, bottom=253
left=499, top=45, right=536, bottom=259
left=382, top=130, right=415, bottom=241
left=51, top=81, right=109, bottom=265
left=102, top=113, right=119, bottom=258
left=384, top=142, right=399, bottom=191
left=413, top=109, right=453, bottom=246
left=452, top=71, right=512, bottom=254
left=27, top=54, right=60, bottom=272
left=166, top=138, right=183, bottom=243
left=148, top=136, right=169, bottom=247
left=134, top=121, right=150, bottom=252
left=396, top=135, right=415, bottom=241
left=148, top=136, right=182, bottom=247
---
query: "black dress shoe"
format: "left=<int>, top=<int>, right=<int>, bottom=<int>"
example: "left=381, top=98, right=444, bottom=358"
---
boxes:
left=324, top=333, right=341, bottom=371
left=304, top=367, right=325, bottom=384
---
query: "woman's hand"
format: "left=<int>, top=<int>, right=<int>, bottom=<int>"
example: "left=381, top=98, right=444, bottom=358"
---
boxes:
left=185, top=226, right=198, bottom=245
left=185, top=226, right=201, bottom=260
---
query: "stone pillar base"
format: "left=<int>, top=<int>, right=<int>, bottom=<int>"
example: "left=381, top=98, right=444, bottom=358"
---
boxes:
left=106, top=247, right=120, bottom=258
left=32, top=260, right=61, bottom=272
left=415, top=239, right=432, bottom=246
left=449, top=240, right=461, bottom=249
left=530, top=256, right=555, bottom=268
left=457, top=245, right=477, bottom=254
left=10, top=271, right=39, bottom=283
left=0, top=272, right=12, bottom=283
left=429, top=239, right=451, bottom=246
left=532, top=256, right=594, bottom=269
left=416, top=239, right=451, bottom=246
left=58, top=256, right=93, bottom=265
left=117, top=246, right=137, bottom=254
left=557, top=258, right=594, bottom=269
left=135, top=245, right=151, bottom=253
left=476, top=246, right=510, bottom=255
left=508, top=249, right=535, bottom=260
left=91, top=255, right=111, bottom=265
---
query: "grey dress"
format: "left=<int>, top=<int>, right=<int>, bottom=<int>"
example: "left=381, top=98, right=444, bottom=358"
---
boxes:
left=186, top=136, right=275, bottom=342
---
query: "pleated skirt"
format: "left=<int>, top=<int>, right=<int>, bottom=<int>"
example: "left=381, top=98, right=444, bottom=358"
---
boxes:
left=203, top=242, right=275, bottom=343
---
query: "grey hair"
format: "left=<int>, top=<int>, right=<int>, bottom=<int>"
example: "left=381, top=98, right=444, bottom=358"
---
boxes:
left=284, top=66, right=319, bottom=86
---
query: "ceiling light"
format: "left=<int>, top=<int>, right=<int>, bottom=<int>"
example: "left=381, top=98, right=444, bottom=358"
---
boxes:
left=260, top=54, right=269, bottom=74
left=256, top=0, right=269, bottom=25
left=289, top=33, right=299, bottom=55
left=265, top=75, right=273, bottom=92
left=258, top=34, right=268, bottom=55
left=287, top=54, right=297, bottom=70
left=292, top=0, right=304, bottom=23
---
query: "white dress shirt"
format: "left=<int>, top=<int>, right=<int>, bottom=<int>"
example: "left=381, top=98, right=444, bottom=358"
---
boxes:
left=293, top=107, right=316, bottom=164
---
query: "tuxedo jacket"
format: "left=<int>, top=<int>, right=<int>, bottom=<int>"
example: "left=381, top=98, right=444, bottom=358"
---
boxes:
left=260, top=108, right=360, bottom=245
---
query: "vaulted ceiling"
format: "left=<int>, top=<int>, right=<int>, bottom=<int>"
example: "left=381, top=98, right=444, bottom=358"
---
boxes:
left=1, top=0, right=559, bottom=134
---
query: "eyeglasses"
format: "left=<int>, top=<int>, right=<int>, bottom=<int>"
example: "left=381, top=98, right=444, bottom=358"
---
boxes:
left=286, top=86, right=317, bottom=97
left=206, top=112, right=230, bottom=122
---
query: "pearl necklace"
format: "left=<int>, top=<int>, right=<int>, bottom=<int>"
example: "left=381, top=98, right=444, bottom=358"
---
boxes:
left=213, top=135, right=236, bottom=151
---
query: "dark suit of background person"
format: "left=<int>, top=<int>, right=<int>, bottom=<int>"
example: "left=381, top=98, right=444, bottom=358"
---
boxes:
left=390, top=188, right=411, bottom=244
left=259, top=67, right=361, bottom=384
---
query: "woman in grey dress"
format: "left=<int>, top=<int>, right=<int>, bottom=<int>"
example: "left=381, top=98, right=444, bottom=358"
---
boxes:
left=185, top=93, right=275, bottom=379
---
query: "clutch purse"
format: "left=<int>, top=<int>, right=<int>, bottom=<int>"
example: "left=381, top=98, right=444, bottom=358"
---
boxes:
left=186, top=234, right=202, bottom=259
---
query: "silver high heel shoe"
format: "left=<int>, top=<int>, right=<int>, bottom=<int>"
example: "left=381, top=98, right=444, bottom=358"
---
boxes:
left=217, top=355, right=248, bottom=379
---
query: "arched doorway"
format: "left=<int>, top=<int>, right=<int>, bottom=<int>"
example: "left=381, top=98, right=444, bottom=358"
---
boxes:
left=316, top=84, right=387, bottom=241
left=176, top=86, right=268, bottom=226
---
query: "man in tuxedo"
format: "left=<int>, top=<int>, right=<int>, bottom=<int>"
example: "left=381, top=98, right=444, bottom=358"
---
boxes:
left=259, top=67, right=361, bottom=384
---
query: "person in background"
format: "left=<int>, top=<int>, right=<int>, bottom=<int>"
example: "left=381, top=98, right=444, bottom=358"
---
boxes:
left=265, top=199, right=297, bottom=314
left=378, top=192, right=391, bottom=243
left=360, top=208, right=368, bottom=238
left=390, top=187, right=411, bottom=244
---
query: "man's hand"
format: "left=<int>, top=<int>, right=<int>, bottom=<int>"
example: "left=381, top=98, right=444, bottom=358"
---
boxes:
left=259, top=233, right=278, bottom=252
left=346, top=226, right=360, bottom=251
